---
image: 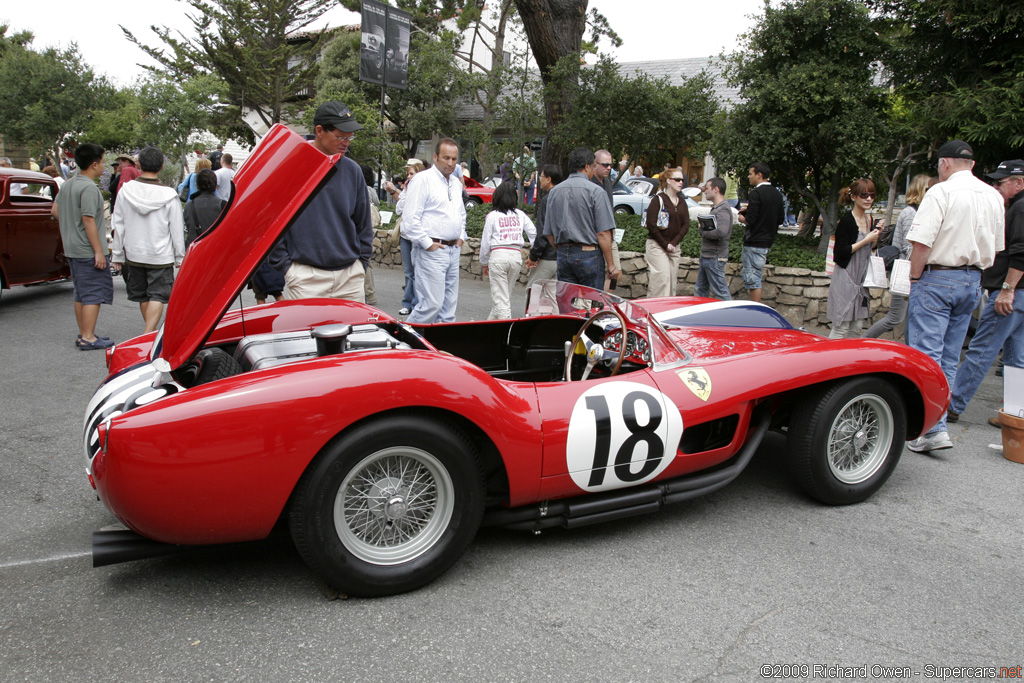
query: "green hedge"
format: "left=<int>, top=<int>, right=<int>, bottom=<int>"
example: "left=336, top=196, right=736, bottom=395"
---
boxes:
left=464, top=205, right=825, bottom=271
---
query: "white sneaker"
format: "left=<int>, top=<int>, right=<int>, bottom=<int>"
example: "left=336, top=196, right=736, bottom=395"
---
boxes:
left=908, top=431, right=953, bottom=453
left=398, top=307, right=411, bottom=316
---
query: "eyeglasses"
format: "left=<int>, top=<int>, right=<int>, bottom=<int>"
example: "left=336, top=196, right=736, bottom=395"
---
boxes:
left=668, top=177, right=684, bottom=182
left=996, top=177, right=1020, bottom=186
left=329, top=131, right=356, bottom=142
left=857, top=192, right=876, bottom=199
left=597, top=162, right=612, bottom=168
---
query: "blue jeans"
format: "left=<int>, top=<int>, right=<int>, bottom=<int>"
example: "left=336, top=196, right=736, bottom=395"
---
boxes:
left=741, top=246, right=769, bottom=290
left=556, top=245, right=605, bottom=291
left=907, top=268, right=983, bottom=435
left=949, top=290, right=1024, bottom=415
left=399, top=237, right=417, bottom=311
left=408, top=244, right=460, bottom=323
left=695, top=257, right=731, bottom=300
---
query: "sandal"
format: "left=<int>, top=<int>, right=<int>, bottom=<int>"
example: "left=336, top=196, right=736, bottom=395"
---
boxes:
left=77, top=337, right=115, bottom=351
left=76, top=334, right=111, bottom=346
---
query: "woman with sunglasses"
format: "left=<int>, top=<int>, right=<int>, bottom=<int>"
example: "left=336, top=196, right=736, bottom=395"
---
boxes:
left=828, top=178, right=882, bottom=338
left=864, top=173, right=933, bottom=339
left=644, top=168, right=690, bottom=297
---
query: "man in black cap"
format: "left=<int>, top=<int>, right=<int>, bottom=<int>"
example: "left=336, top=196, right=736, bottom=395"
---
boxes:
left=947, top=159, right=1024, bottom=428
left=904, top=140, right=1005, bottom=453
left=270, top=101, right=373, bottom=301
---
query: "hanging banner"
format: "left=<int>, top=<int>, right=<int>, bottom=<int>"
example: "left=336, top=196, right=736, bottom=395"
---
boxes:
left=385, top=6, right=411, bottom=90
left=359, top=0, right=387, bottom=85
left=359, top=0, right=410, bottom=90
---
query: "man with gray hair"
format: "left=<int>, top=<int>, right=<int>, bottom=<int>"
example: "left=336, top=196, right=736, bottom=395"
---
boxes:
left=905, top=140, right=1005, bottom=453
left=543, top=147, right=619, bottom=291
left=592, top=148, right=620, bottom=292
left=0, top=157, right=25, bottom=195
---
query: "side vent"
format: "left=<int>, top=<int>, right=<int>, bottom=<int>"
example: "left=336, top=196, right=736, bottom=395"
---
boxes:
left=680, top=414, right=739, bottom=454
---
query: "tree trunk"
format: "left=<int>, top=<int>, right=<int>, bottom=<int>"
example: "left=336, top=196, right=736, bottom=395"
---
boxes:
left=513, top=0, right=588, bottom=169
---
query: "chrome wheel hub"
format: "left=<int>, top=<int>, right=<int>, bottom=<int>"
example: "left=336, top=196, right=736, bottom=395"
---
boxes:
left=334, top=447, right=455, bottom=565
left=827, top=394, right=894, bottom=484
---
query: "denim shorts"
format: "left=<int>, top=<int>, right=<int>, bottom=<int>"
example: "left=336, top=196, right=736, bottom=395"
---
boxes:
left=69, top=257, right=114, bottom=305
left=741, top=246, right=769, bottom=289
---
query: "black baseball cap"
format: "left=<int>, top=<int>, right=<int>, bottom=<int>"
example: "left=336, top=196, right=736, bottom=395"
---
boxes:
left=313, top=101, right=363, bottom=133
left=985, top=159, right=1024, bottom=181
left=936, top=140, right=973, bottom=160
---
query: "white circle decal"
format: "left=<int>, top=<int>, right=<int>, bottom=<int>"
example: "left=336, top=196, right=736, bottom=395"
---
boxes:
left=566, top=382, right=683, bottom=492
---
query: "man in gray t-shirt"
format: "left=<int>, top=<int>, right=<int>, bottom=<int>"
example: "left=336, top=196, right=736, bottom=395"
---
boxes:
left=52, top=143, right=115, bottom=350
left=542, top=148, right=619, bottom=291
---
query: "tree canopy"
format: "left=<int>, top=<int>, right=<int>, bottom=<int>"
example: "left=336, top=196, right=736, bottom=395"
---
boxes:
left=550, top=56, right=718, bottom=171
left=0, top=26, right=107, bottom=161
left=711, top=0, right=891, bottom=250
left=122, top=0, right=334, bottom=140
left=869, top=0, right=1024, bottom=166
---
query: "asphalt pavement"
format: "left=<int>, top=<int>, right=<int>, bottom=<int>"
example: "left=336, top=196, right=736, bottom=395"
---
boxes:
left=1, top=267, right=1021, bottom=682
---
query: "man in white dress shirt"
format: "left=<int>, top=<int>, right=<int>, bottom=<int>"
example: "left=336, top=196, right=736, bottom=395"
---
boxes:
left=400, top=138, right=467, bottom=323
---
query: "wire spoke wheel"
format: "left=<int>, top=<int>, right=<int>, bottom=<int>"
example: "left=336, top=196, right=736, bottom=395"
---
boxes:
left=335, top=447, right=454, bottom=565
left=826, top=394, right=893, bottom=484
left=787, top=378, right=906, bottom=505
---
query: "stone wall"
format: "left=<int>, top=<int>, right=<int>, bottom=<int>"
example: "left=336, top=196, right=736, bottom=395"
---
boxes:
left=371, top=228, right=898, bottom=337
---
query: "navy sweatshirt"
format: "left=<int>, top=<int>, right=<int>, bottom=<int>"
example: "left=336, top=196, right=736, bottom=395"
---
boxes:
left=270, top=154, right=373, bottom=273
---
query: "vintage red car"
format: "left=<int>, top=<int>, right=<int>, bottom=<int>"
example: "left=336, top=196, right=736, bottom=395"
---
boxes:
left=84, top=125, right=949, bottom=597
left=464, top=175, right=494, bottom=208
left=1, top=167, right=68, bottom=302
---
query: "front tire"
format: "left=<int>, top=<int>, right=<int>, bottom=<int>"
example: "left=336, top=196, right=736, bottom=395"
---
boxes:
left=465, top=198, right=480, bottom=210
left=289, top=416, right=484, bottom=597
left=614, top=205, right=632, bottom=215
left=786, top=377, right=906, bottom=505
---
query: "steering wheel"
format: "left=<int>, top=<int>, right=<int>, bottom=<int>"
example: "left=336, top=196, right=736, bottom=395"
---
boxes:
left=564, top=309, right=629, bottom=381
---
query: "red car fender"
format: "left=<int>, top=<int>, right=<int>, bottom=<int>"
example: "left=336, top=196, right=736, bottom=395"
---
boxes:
left=671, top=338, right=949, bottom=438
left=94, top=350, right=541, bottom=545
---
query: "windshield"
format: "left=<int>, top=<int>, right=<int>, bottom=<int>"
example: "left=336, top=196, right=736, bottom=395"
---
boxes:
left=524, top=280, right=687, bottom=369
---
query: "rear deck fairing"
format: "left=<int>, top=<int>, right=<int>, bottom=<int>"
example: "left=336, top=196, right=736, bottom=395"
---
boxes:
left=83, top=362, right=181, bottom=474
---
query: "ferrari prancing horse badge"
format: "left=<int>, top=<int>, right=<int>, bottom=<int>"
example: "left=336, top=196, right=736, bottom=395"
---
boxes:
left=678, top=367, right=712, bottom=401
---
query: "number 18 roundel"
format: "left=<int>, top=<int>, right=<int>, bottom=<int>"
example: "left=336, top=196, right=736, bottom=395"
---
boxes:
left=565, top=382, right=683, bottom=493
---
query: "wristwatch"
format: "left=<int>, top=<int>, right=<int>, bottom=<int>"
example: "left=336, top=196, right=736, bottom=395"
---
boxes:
left=1002, top=281, right=1013, bottom=290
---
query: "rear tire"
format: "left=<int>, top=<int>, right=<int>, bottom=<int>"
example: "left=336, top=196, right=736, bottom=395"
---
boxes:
left=614, top=206, right=632, bottom=215
left=786, top=377, right=906, bottom=505
left=289, top=416, right=484, bottom=597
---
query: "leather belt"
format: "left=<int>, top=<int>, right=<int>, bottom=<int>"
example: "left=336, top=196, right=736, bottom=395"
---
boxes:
left=431, top=237, right=459, bottom=246
left=926, top=264, right=981, bottom=271
left=557, top=242, right=597, bottom=250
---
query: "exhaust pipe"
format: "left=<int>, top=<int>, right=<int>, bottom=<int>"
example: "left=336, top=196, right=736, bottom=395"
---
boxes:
left=92, top=529, right=190, bottom=568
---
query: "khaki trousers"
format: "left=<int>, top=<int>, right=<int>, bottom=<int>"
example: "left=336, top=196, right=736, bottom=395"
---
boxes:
left=283, top=261, right=366, bottom=302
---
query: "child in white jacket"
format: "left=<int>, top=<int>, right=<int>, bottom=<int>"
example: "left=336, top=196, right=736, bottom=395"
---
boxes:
left=479, top=182, right=536, bottom=319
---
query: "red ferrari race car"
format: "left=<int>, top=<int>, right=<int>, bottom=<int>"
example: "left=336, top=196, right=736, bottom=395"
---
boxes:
left=83, top=125, right=949, bottom=597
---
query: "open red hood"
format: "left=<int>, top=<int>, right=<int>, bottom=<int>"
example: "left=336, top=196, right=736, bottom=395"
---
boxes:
left=153, top=124, right=339, bottom=370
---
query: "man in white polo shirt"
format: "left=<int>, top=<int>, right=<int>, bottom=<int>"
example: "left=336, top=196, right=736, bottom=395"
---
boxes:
left=905, top=140, right=1005, bottom=453
left=400, top=137, right=467, bottom=323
